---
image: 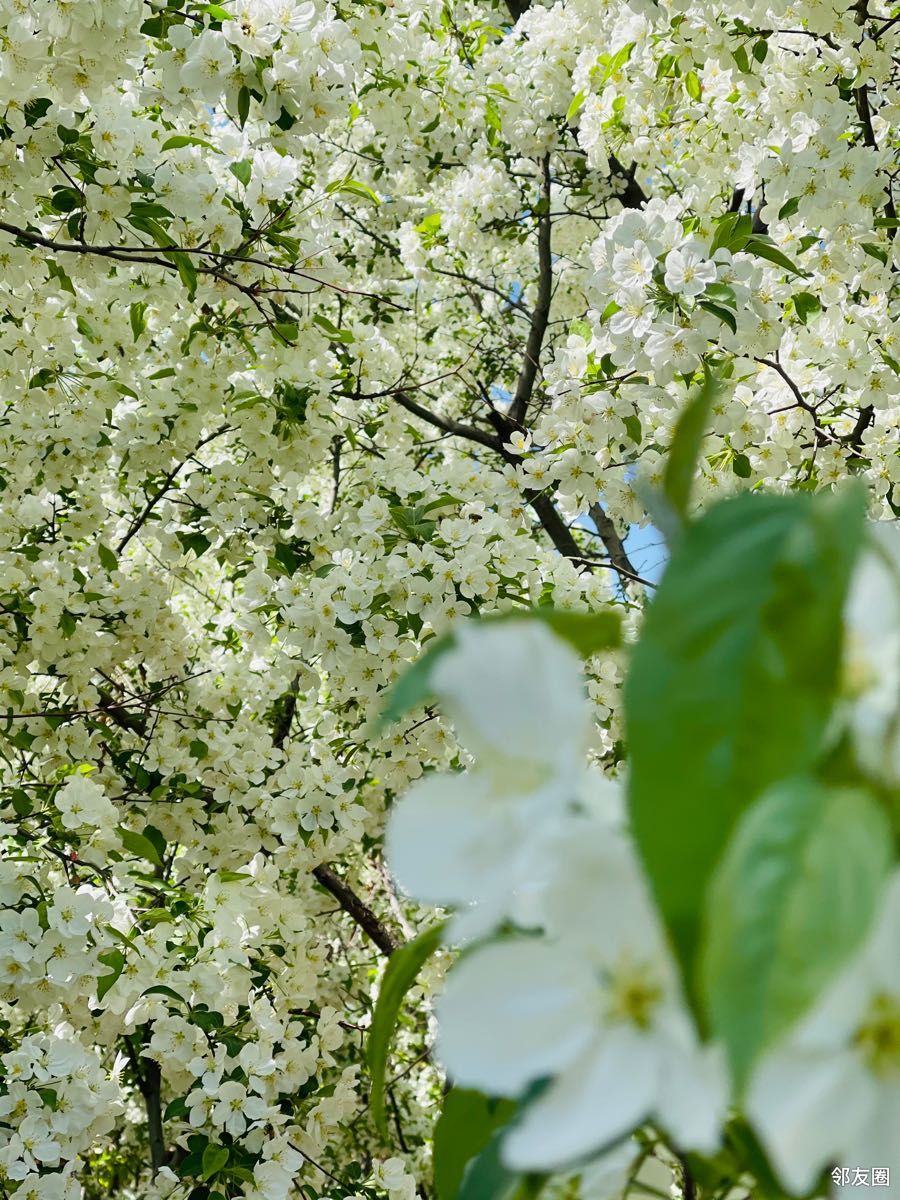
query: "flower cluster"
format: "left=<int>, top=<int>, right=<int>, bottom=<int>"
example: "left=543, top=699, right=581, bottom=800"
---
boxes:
left=388, top=581, right=900, bottom=1193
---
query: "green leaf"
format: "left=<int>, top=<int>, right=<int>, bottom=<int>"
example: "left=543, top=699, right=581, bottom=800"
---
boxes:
left=662, top=363, right=725, bottom=521
left=237, top=86, right=251, bottom=130
left=161, top=134, right=220, bottom=153
left=752, top=38, right=769, bottom=62
left=367, top=922, right=445, bottom=1137
left=177, top=531, right=211, bottom=557
left=326, top=177, right=381, bottom=205
left=378, top=635, right=455, bottom=730
left=96, top=948, right=125, bottom=1001
left=593, top=42, right=634, bottom=87
left=534, top=608, right=622, bottom=657
left=163, top=251, right=198, bottom=299
left=434, top=1090, right=517, bottom=1200
left=565, top=91, right=586, bottom=123
left=626, top=486, right=867, bottom=985
left=709, top=212, right=752, bottom=256
left=117, top=826, right=164, bottom=867
left=698, top=300, right=737, bottom=334
left=142, top=824, right=167, bottom=864
left=777, top=197, right=800, bottom=220
left=861, top=241, right=888, bottom=265
left=389, top=504, right=438, bottom=543
left=50, top=187, right=83, bottom=214
left=702, top=778, right=890, bottom=1085
left=703, top=282, right=737, bottom=307
left=457, top=1126, right=520, bottom=1200
left=731, top=451, right=752, bottom=478
left=142, top=985, right=187, bottom=1005
left=313, top=314, right=354, bottom=344
left=378, top=609, right=621, bottom=730
left=731, top=45, right=750, bottom=73
left=792, top=291, right=821, bottom=324
left=197, top=2, right=232, bottom=18
left=623, top=413, right=642, bottom=444
left=416, top=212, right=442, bottom=237
left=129, top=301, right=147, bottom=342
left=744, top=235, right=805, bottom=277
left=201, top=1145, right=230, bottom=1181
left=12, top=790, right=33, bottom=817
left=273, top=322, right=298, bottom=345
left=164, top=1096, right=189, bottom=1121
left=684, top=70, right=702, bottom=100
left=76, top=316, right=98, bottom=343
left=229, top=159, right=252, bottom=186
left=454, top=1085, right=547, bottom=1200
left=778, top=197, right=800, bottom=220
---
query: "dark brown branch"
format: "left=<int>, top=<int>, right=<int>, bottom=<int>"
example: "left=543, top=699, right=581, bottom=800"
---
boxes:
left=609, top=156, right=648, bottom=209
left=854, top=82, right=898, bottom=238
left=757, top=358, right=830, bottom=446
left=588, top=502, right=639, bottom=582
left=117, top=426, right=229, bottom=553
left=503, top=0, right=531, bottom=18
left=393, top=392, right=501, bottom=450
left=312, top=864, right=399, bottom=956
left=124, top=1038, right=166, bottom=1175
left=0, top=219, right=406, bottom=309
left=268, top=678, right=399, bottom=957
left=677, top=1155, right=697, bottom=1200
left=844, top=404, right=874, bottom=454
left=509, top=154, right=553, bottom=428
left=430, top=264, right=532, bottom=317
left=527, top=491, right=584, bottom=559
left=141, top=1059, right=166, bottom=1174
left=271, top=673, right=302, bottom=750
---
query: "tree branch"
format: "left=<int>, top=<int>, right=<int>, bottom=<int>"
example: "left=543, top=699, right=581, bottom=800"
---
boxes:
left=125, top=1038, right=166, bottom=1175
left=116, top=426, right=229, bottom=553
left=527, top=491, right=584, bottom=559
left=312, top=864, right=400, bottom=956
left=609, top=156, right=648, bottom=209
left=509, top=154, right=553, bottom=428
left=393, top=391, right=501, bottom=450
left=503, top=0, right=531, bottom=18
left=588, top=502, right=639, bottom=581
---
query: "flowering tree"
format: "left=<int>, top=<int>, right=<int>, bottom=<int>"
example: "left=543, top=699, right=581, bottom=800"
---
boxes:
left=0, top=0, right=897, bottom=1198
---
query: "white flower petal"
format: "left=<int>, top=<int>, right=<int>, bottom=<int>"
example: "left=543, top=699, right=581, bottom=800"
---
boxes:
left=437, top=940, right=594, bottom=1095
left=655, top=1040, right=729, bottom=1154
left=431, top=621, right=588, bottom=766
left=386, top=772, right=510, bottom=907
left=502, top=1028, right=658, bottom=1171
left=540, top=821, right=669, bottom=965
left=577, top=1137, right=640, bottom=1200
left=849, top=1081, right=900, bottom=1182
left=747, top=1048, right=872, bottom=1195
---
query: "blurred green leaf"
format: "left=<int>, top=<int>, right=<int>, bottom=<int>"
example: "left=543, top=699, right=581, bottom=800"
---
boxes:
left=702, top=778, right=890, bottom=1085
left=626, top=486, right=867, bottom=987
